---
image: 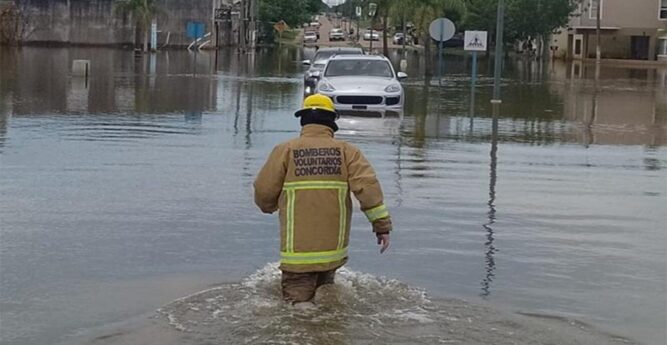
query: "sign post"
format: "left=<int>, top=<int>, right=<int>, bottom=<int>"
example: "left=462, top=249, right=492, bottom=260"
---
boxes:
left=273, top=20, right=288, bottom=46
left=429, top=18, right=455, bottom=85
left=464, top=31, right=488, bottom=114
left=492, top=0, right=505, bottom=104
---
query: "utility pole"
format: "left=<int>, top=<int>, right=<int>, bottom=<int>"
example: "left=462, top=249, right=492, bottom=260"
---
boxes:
left=400, top=12, right=407, bottom=71
left=239, top=0, right=246, bottom=52
left=595, top=0, right=601, bottom=64
left=491, top=0, right=505, bottom=103
left=369, top=3, right=377, bottom=54
left=402, top=13, right=407, bottom=54
left=369, top=20, right=374, bottom=53
left=356, top=9, right=361, bottom=41
left=249, top=0, right=257, bottom=48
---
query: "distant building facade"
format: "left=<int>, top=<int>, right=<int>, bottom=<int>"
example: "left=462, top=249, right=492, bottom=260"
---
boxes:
left=555, top=0, right=667, bottom=61
left=0, top=0, right=254, bottom=48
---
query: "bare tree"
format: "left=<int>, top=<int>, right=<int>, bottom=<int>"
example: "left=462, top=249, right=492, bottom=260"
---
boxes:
left=0, top=1, right=38, bottom=45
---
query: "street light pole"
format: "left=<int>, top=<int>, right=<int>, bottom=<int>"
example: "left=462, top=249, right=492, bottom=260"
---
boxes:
left=491, top=0, right=505, bottom=104
left=595, top=0, right=601, bottom=64
left=400, top=11, right=407, bottom=71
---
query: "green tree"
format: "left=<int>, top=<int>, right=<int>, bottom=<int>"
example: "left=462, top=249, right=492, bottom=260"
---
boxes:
left=508, top=0, right=578, bottom=53
left=465, top=0, right=578, bottom=57
left=113, top=0, right=159, bottom=52
left=464, top=0, right=497, bottom=32
left=305, top=0, right=327, bottom=14
left=374, top=0, right=394, bottom=56
left=463, top=0, right=497, bottom=56
left=259, top=0, right=322, bottom=42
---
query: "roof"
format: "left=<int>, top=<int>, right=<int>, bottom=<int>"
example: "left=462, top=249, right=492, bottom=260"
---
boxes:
left=316, top=47, right=363, bottom=52
left=571, top=26, right=620, bottom=31
left=329, top=54, right=388, bottom=61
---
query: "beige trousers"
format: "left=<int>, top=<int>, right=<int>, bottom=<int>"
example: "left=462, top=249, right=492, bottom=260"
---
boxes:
left=281, top=269, right=337, bottom=303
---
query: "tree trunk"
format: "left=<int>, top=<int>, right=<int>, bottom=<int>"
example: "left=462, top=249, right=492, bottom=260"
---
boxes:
left=486, top=28, right=493, bottom=58
left=424, top=30, right=431, bottom=77
left=143, top=26, right=149, bottom=52
left=134, top=22, right=141, bottom=50
left=382, top=12, right=388, bottom=57
left=541, top=34, right=549, bottom=60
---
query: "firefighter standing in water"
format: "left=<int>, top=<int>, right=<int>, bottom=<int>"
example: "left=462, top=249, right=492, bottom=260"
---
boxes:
left=254, top=94, right=392, bottom=305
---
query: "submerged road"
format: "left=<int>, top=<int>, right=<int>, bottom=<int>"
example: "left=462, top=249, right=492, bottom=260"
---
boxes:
left=0, top=46, right=665, bottom=345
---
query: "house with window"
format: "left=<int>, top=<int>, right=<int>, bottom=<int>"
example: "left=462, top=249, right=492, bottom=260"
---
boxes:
left=558, top=0, right=667, bottom=61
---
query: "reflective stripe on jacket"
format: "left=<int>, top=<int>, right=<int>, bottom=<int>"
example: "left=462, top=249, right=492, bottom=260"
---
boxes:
left=254, top=124, right=392, bottom=273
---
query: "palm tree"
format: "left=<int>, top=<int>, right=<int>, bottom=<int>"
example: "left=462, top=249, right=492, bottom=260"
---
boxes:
left=410, top=0, right=465, bottom=75
left=373, top=0, right=394, bottom=56
left=114, top=0, right=158, bottom=52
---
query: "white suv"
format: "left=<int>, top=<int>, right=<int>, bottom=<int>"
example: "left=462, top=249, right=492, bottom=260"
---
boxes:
left=316, top=55, right=407, bottom=115
left=329, top=28, right=345, bottom=41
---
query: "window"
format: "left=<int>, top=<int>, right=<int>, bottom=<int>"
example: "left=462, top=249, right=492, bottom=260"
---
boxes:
left=325, top=60, right=394, bottom=78
left=659, top=37, right=667, bottom=56
left=589, top=0, right=603, bottom=20
left=661, top=0, right=667, bottom=19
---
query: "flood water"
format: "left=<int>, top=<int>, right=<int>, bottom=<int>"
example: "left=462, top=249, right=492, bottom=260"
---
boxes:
left=0, top=47, right=665, bottom=345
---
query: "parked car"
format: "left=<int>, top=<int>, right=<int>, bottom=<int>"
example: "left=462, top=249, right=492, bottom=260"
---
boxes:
left=393, top=32, right=406, bottom=45
left=329, top=28, right=345, bottom=41
left=433, top=33, right=464, bottom=48
left=363, top=30, right=380, bottom=41
left=303, top=31, right=318, bottom=44
left=302, top=47, right=364, bottom=95
left=316, top=55, right=407, bottom=114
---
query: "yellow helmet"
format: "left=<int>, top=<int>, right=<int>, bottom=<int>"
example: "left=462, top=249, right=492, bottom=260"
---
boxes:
left=295, top=94, right=338, bottom=118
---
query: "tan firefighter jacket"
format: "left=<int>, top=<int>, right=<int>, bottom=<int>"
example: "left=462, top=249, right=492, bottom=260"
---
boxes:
left=254, top=124, right=392, bottom=273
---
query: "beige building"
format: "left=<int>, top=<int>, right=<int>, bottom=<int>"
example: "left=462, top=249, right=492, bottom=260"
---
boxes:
left=559, top=0, right=667, bottom=61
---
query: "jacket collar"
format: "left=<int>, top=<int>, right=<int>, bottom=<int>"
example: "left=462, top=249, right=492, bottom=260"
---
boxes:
left=300, top=124, right=334, bottom=138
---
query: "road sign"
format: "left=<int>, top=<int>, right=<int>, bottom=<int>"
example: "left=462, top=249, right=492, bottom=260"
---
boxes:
left=273, top=20, right=288, bottom=33
left=186, top=21, right=205, bottom=39
left=369, top=3, right=377, bottom=17
left=429, top=18, right=455, bottom=42
left=355, top=6, right=361, bottom=18
left=464, top=31, right=488, bottom=51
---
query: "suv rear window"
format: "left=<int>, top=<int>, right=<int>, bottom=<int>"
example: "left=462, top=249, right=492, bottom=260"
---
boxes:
left=325, top=60, right=394, bottom=78
left=313, top=50, right=362, bottom=62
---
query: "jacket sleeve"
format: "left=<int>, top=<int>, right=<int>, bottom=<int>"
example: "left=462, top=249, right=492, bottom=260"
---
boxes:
left=346, top=144, right=392, bottom=233
left=254, top=144, right=288, bottom=214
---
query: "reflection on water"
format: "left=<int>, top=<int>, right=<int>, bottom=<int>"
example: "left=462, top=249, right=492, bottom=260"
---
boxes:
left=397, top=57, right=666, bottom=147
left=481, top=113, right=499, bottom=298
left=1, top=47, right=665, bottom=147
left=1, top=46, right=666, bottom=345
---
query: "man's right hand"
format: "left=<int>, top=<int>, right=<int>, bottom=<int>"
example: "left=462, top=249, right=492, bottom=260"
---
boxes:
left=376, top=233, right=390, bottom=254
